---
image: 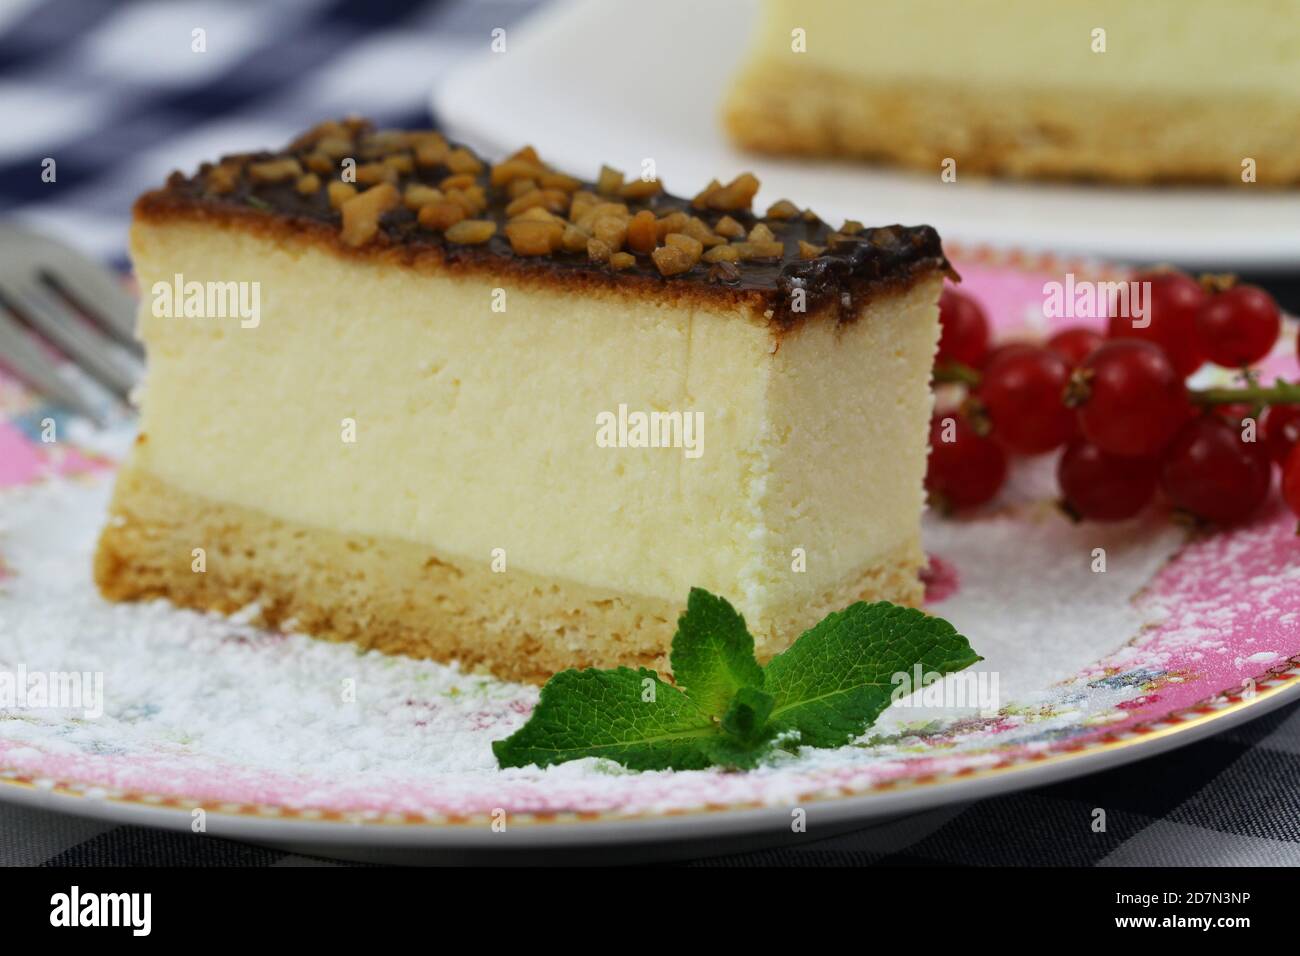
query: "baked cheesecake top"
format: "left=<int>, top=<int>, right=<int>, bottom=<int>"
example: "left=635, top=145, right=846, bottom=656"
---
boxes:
left=138, top=118, right=952, bottom=326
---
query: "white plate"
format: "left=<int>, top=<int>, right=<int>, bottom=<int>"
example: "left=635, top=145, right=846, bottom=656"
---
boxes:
left=433, top=0, right=1300, bottom=270
left=5, top=689, right=1295, bottom=865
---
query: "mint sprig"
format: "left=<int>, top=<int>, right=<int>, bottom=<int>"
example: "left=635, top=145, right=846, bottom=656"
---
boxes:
left=492, top=588, right=982, bottom=772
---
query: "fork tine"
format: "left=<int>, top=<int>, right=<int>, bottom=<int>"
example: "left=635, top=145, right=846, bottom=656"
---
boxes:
left=1, top=279, right=143, bottom=400
left=42, top=256, right=140, bottom=351
left=0, top=305, right=108, bottom=425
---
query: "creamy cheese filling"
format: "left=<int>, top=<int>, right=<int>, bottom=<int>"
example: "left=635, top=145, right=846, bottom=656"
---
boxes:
left=129, top=221, right=939, bottom=626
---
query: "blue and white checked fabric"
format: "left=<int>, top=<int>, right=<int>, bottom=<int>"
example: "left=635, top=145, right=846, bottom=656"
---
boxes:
left=1, top=0, right=1299, bottom=866
left=0, top=0, right=542, bottom=266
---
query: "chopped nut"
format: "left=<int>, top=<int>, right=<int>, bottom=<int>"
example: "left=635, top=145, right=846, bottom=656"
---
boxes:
left=248, top=158, right=303, bottom=183
left=289, top=120, right=352, bottom=151
left=507, top=178, right=539, bottom=199
left=295, top=173, right=321, bottom=195
left=504, top=219, right=562, bottom=255
left=361, top=130, right=410, bottom=157
left=620, top=178, right=662, bottom=200
left=513, top=206, right=560, bottom=223
left=665, top=233, right=704, bottom=261
left=748, top=222, right=777, bottom=243
left=304, top=151, right=335, bottom=174
left=697, top=172, right=760, bottom=211
left=589, top=201, right=629, bottom=219
left=206, top=163, right=241, bottom=194
left=567, top=190, right=598, bottom=221
left=460, top=184, right=488, bottom=213
left=682, top=216, right=725, bottom=247
left=505, top=190, right=547, bottom=217
left=403, top=183, right=444, bottom=209
left=691, top=179, right=722, bottom=208
left=539, top=171, right=582, bottom=192
left=702, top=244, right=740, bottom=264
left=839, top=219, right=864, bottom=235
left=714, top=215, right=745, bottom=238
left=444, top=219, right=497, bottom=244
left=626, top=210, right=658, bottom=254
left=592, top=215, right=628, bottom=252
left=766, top=199, right=800, bottom=219
left=340, top=182, right=399, bottom=247
left=609, top=252, right=635, bottom=270
left=316, top=136, right=354, bottom=160
left=491, top=158, right=546, bottom=187
left=505, top=188, right=570, bottom=218
left=443, top=188, right=478, bottom=216
left=445, top=147, right=484, bottom=174
left=439, top=172, right=477, bottom=191
left=798, top=240, right=826, bottom=259
left=417, top=200, right=467, bottom=231
left=655, top=211, right=689, bottom=240
left=733, top=239, right=784, bottom=260
left=327, top=181, right=357, bottom=209
left=508, top=145, right=541, bottom=164
left=587, top=238, right=612, bottom=262
left=415, top=138, right=450, bottom=167
left=652, top=245, right=696, bottom=276
left=561, top=224, right=590, bottom=253
left=355, top=162, right=397, bottom=186
left=596, top=164, right=624, bottom=196
left=382, top=153, right=414, bottom=175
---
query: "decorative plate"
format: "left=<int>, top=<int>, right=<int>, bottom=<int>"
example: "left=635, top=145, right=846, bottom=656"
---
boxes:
left=1, top=249, right=1299, bottom=862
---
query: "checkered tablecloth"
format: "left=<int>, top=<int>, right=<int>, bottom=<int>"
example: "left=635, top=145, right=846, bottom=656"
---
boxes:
left=2, top=0, right=1299, bottom=867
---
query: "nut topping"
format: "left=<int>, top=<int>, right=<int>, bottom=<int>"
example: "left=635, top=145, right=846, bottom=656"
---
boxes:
left=340, top=182, right=399, bottom=247
left=444, top=219, right=497, bottom=245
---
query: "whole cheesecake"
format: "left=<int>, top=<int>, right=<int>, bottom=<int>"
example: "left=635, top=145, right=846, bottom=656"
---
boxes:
left=94, top=119, right=951, bottom=684
left=725, top=0, right=1300, bottom=185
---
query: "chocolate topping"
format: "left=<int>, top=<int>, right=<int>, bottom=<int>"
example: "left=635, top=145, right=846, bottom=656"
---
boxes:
left=144, top=119, right=954, bottom=327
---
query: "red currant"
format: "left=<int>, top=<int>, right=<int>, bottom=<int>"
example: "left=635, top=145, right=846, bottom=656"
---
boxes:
left=977, top=346, right=1075, bottom=454
left=1159, top=416, right=1272, bottom=525
left=936, top=288, right=990, bottom=368
left=1212, top=403, right=1255, bottom=428
left=1072, top=340, right=1193, bottom=457
left=1058, top=439, right=1158, bottom=522
left=1047, top=326, right=1103, bottom=367
left=1283, top=441, right=1300, bottom=521
left=1197, top=285, right=1281, bottom=368
left=1106, top=271, right=1207, bottom=378
left=979, top=340, right=1035, bottom=370
left=926, top=411, right=1008, bottom=510
left=1260, top=404, right=1300, bottom=465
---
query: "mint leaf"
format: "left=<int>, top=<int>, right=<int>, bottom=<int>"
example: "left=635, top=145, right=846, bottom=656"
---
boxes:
left=720, top=686, right=775, bottom=743
left=763, top=601, right=981, bottom=749
left=491, top=667, right=717, bottom=771
left=697, top=731, right=774, bottom=771
left=669, top=587, right=764, bottom=718
left=491, top=590, right=983, bottom=773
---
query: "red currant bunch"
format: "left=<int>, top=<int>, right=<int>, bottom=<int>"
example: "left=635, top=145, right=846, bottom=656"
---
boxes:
left=928, top=275, right=1298, bottom=528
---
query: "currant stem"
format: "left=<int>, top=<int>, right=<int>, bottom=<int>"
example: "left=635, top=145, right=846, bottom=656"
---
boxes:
left=1186, top=379, right=1300, bottom=406
left=934, top=361, right=1300, bottom=407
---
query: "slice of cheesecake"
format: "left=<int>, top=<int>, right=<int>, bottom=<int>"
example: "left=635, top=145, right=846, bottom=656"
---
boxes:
left=94, top=119, right=951, bottom=684
left=725, top=0, right=1300, bottom=185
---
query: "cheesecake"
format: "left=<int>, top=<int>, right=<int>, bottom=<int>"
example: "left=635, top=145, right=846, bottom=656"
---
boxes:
left=725, top=0, right=1300, bottom=185
left=94, top=119, right=951, bottom=684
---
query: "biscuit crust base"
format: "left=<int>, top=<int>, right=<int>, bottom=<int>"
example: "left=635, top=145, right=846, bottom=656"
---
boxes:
left=94, top=467, right=926, bottom=685
left=724, top=65, right=1300, bottom=185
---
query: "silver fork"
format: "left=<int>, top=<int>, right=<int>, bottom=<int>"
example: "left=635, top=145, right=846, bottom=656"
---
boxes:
left=0, top=225, right=142, bottom=425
